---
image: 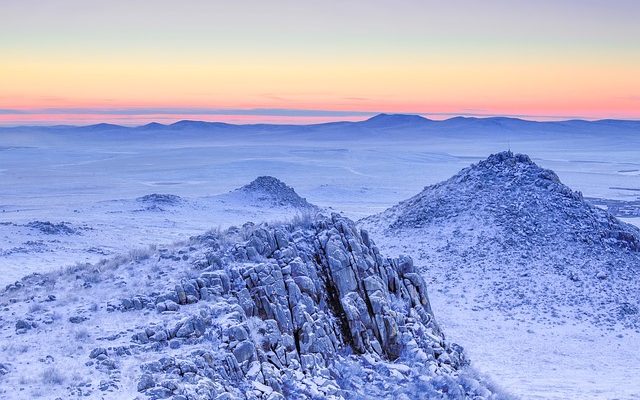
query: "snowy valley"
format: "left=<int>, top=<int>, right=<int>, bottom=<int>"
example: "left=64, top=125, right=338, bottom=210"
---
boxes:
left=1, top=115, right=639, bottom=399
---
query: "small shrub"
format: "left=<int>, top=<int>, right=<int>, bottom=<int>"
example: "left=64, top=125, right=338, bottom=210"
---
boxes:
left=82, top=268, right=103, bottom=284
left=41, top=366, right=65, bottom=385
left=271, top=212, right=317, bottom=232
left=290, top=212, right=315, bottom=230
left=128, top=248, right=152, bottom=262
left=241, top=222, right=257, bottom=240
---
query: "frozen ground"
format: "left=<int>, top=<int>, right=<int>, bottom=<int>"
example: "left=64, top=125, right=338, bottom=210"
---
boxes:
left=360, top=151, right=640, bottom=399
left=368, top=231, right=640, bottom=400
left=1, top=116, right=639, bottom=399
left=0, top=177, right=316, bottom=285
left=364, top=228, right=640, bottom=400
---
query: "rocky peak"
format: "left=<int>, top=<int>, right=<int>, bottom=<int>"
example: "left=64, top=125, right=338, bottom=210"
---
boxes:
left=242, top=176, right=292, bottom=192
left=236, top=176, right=316, bottom=209
left=362, top=152, right=640, bottom=330
left=369, top=152, right=639, bottom=252
left=455, top=150, right=562, bottom=188
left=135, top=213, right=494, bottom=398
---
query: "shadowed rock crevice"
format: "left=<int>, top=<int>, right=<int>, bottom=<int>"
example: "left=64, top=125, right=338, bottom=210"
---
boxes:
left=123, top=214, right=493, bottom=398
left=314, top=252, right=356, bottom=351
left=3, top=212, right=505, bottom=399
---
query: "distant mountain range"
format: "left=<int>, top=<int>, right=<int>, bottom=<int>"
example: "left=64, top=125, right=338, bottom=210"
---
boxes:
left=2, top=113, right=639, bottom=132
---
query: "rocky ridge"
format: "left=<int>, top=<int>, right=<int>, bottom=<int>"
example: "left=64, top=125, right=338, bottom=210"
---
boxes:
left=0, top=214, right=507, bottom=399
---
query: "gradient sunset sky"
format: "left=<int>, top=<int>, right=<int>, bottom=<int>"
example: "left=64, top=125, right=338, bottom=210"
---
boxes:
left=1, top=0, right=639, bottom=125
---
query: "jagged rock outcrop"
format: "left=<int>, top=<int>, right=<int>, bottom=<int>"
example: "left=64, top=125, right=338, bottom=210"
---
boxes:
left=125, top=214, right=488, bottom=399
left=231, top=214, right=448, bottom=365
left=0, top=213, right=507, bottom=399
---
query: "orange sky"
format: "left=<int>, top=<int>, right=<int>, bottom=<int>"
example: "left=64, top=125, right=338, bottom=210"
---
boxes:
left=1, top=1, right=638, bottom=125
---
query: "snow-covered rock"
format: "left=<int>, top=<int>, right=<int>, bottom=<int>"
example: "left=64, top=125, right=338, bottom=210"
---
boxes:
left=25, top=221, right=78, bottom=235
left=232, top=176, right=317, bottom=210
left=362, top=151, right=640, bottom=329
left=137, top=193, right=184, bottom=205
left=0, top=214, right=507, bottom=399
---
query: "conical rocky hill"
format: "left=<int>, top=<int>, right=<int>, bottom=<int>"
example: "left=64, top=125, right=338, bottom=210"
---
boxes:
left=362, top=151, right=640, bottom=328
left=373, top=151, right=638, bottom=251
left=232, top=176, right=317, bottom=210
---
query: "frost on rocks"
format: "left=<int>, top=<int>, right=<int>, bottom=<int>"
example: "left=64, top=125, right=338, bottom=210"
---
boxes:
left=373, top=151, right=639, bottom=252
left=0, top=214, right=506, bottom=399
left=137, top=194, right=184, bottom=205
left=234, top=176, right=317, bottom=210
left=25, top=221, right=77, bottom=235
left=363, top=151, right=640, bottom=328
left=136, top=193, right=184, bottom=211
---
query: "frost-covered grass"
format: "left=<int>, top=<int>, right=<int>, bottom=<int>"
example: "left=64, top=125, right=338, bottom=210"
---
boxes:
left=363, top=216, right=640, bottom=399
left=40, top=367, right=65, bottom=386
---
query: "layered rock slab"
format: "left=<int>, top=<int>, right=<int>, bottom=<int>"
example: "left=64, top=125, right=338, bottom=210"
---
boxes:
left=132, top=214, right=500, bottom=399
left=1, top=214, right=506, bottom=399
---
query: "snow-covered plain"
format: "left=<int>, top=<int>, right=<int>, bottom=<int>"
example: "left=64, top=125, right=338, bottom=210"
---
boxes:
left=1, top=115, right=639, bottom=399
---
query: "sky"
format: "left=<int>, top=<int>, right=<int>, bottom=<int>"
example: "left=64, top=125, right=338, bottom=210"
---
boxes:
left=1, top=0, right=639, bottom=125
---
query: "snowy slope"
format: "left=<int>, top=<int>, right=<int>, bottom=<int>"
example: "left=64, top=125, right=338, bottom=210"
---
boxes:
left=0, top=214, right=509, bottom=399
left=363, top=151, right=640, bottom=327
left=361, top=151, right=640, bottom=399
left=2, top=117, right=640, bottom=399
left=0, top=177, right=319, bottom=288
left=222, top=176, right=318, bottom=210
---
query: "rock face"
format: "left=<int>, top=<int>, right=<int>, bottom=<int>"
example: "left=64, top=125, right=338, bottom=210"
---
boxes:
left=363, top=151, right=640, bottom=328
left=124, top=214, right=489, bottom=399
left=234, top=176, right=317, bottom=210
left=0, top=213, right=506, bottom=399
left=233, top=214, right=448, bottom=366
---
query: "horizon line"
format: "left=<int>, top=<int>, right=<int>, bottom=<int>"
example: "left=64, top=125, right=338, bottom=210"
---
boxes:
left=1, top=111, right=640, bottom=129
left=1, top=107, right=640, bottom=128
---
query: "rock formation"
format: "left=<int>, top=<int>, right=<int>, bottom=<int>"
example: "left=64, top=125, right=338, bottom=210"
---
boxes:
left=233, top=176, right=317, bottom=210
left=0, top=214, right=505, bottom=399
left=363, top=151, right=640, bottom=328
